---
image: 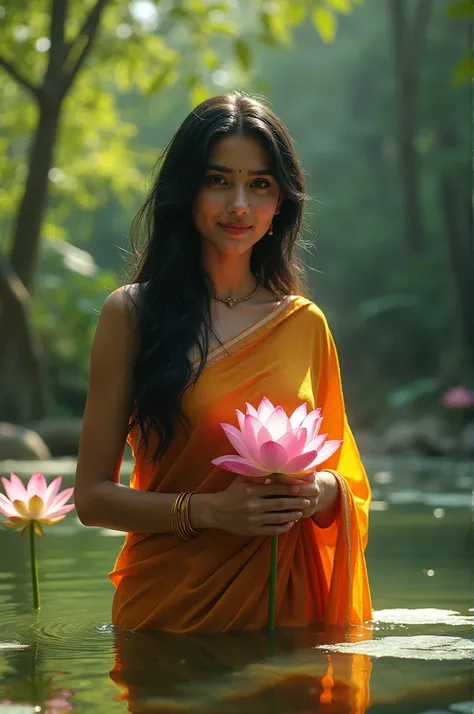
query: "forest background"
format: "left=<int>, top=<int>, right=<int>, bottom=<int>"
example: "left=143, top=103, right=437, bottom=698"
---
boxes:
left=0, top=0, right=471, bottom=454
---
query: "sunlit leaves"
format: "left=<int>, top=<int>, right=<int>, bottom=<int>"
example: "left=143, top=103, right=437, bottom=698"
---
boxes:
left=452, top=55, right=474, bottom=85
left=312, top=7, right=337, bottom=43
left=328, top=0, right=352, bottom=12
left=234, top=38, right=252, bottom=71
left=445, top=0, right=474, bottom=19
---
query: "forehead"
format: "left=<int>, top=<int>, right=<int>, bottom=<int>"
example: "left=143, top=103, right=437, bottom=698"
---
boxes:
left=207, top=134, right=270, bottom=169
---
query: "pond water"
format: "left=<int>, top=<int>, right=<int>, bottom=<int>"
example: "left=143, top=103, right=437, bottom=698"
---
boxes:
left=0, top=468, right=472, bottom=714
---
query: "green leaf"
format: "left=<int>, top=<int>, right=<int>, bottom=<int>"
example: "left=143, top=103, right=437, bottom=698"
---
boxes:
left=287, top=1, right=307, bottom=25
left=312, top=7, right=337, bottom=43
left=445, top=0, right=474, bottom=19
left=190, top=84, right=212, bottom=107
left=233, top=38, right=252, bottom=71
left=451, top=55, right=474, bottom=84
left=328, top=0, right=353, bottom=13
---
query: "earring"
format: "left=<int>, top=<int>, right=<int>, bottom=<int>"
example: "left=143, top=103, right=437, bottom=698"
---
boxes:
left=268, top=223, right=273, bottom=236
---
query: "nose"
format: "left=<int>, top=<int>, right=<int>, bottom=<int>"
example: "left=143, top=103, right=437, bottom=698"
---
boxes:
left=227, top=185, right=249, bottom=215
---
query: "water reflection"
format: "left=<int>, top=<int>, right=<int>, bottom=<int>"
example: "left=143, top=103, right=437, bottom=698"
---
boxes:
left=110, top=626, right=372, bottom=713
left=0, top=644, right=75, bottom=713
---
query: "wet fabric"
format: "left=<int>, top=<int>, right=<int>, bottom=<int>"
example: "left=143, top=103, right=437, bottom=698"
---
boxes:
left=110, top=295, right=372, bottom=633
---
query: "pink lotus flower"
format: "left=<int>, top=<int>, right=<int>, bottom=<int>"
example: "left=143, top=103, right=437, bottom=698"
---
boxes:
left=211, top=397, right=342, bottom=479
left=442, top=385, right=474, bottom=409
left=0, top=473, right=74, bottom=536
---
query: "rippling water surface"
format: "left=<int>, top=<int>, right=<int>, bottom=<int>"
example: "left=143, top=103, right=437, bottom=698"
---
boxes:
left=0, top=488, right=471, bottom=713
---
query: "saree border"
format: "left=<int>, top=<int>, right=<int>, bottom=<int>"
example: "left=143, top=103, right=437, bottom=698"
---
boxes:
left=191, top=294, right=301, bottom=372
left=325, top=469, right=352, bottom=625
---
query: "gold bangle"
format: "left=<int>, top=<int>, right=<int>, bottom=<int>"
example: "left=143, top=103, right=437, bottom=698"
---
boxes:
left=172, top=491, right=199, bottom=540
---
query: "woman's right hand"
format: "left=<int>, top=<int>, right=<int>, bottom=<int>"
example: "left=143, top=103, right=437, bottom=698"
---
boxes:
left=207, top=477, right=312, bottom=536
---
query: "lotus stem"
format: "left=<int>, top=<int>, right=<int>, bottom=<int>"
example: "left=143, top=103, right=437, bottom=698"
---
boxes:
left=29, top=522, right=40, bottom=610
left=268, top=534, right=278, bottom=630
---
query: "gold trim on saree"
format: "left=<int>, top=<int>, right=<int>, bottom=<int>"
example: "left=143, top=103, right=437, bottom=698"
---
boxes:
left=191, top=294, right=301, bottom=372
left=325, top=469, right=352, bottom=626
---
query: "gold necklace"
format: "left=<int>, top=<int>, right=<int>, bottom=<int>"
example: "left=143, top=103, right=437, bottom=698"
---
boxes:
left=210, top=281, right=260, bottom=308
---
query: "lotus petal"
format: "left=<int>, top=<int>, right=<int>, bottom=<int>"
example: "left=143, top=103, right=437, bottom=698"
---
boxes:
left=47, top=487, right=74, bottom=516
left=12, top=499, right=29, bottom=518
left=242, top=414, right=266, bottom=461
left=277, top=427, right=308, bottom=460
left=2, top=521, right=24, bottom=530
left=307, top=417, right=323, bottom=442
left=254, top=423, right=273, bottom=451
left=211, top=455, right=268, bottom=478
left=43, top=476, right=63, bottom=511
left=245, top=402, right=259, bottom=419
left=46, top=503, right=75, bottom=520
left=2, top=474, right=27, bottom=503
left=221, top=423, right=253, bottom=460
left=259, top=441, right=289, bottom=472
left=308, top=439, right=343, bottom=468
left=34, top=521, right=44, bottom=536
left=27, top=495, right=45, bottom=520
left=256, top=397, right=276, bottom=424
left=41, top=515, right=68, bottom=526
left=305, top=433, right=329, bottom=454
left=0, top=493, right=16, bottom=517
left=26, top=472, right=47, bottom=500
left=284, top=450, right=319, bottom=474
left=301, top=411, right=323, bottom=440
left=289, top=403, right=307, bottom=428
left=266, top=406, right=292, bottom=440
left=236, top=409, right=246, bottom=431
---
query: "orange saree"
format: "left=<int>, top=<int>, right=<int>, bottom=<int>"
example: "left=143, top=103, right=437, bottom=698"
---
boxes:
left=110, top=295, right=372, bottom=633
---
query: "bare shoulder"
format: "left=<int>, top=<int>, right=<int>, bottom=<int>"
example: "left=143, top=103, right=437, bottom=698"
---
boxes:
left=96, top=284, right=141, bottom=356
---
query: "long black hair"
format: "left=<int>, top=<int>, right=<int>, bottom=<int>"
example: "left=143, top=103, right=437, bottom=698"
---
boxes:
left=126, top=91, right=308, bottom=462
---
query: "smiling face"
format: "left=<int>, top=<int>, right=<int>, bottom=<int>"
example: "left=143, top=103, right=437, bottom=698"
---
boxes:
left=192, top=133, right=281, bottom=254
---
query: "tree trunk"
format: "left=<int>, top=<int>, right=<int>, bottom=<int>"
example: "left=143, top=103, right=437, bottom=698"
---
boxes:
left=0, top=259, right=49, bottom=423
left=11, top=101, right=61, bottom=291
left=0, top=102, right=60, bottom=423
left=389, top=0, right=432, bottom=254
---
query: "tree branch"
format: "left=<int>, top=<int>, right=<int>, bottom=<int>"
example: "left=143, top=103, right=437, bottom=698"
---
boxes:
left=48, top=0, right=69, bottom=69
left=0, top=56, right=40, bottom=100
left=62, top=0, right=109, bottom=96
left=410, top=0, right=433, bottom=78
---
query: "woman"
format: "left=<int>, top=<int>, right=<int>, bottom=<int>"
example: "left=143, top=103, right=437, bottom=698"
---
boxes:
left=75, top=91, right=372, bottom=633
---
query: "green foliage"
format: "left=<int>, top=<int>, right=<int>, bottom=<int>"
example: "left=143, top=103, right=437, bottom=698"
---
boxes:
left=34, top=238, right=117, bottom=414
left=445, top=0, right=474, bottom=84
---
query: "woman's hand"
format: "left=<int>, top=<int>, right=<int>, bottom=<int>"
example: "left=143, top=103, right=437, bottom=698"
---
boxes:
left=207, top=477, right=312, bottom=536
left=273, top=471, right=340, bottom=528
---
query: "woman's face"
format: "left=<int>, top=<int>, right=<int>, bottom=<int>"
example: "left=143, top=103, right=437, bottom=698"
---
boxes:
left=192, top=134, right=281, bottom=254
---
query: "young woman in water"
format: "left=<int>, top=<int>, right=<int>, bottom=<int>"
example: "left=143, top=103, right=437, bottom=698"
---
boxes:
left=74, top=91, right=372, bottom=633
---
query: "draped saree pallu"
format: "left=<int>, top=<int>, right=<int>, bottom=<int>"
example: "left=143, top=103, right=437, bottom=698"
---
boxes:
left=110, top=295, right=372, bottom=633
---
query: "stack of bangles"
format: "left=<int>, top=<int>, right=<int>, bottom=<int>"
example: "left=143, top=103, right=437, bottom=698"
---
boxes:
left=172, top=491, right=200, bottom=540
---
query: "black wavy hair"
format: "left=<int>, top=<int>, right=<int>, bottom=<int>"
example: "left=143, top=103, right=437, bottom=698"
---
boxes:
left=126, top=91, right=308, bottom=462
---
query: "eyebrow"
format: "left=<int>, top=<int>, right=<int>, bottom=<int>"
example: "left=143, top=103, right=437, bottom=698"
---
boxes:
left=207, top=163, right=274, bottom=176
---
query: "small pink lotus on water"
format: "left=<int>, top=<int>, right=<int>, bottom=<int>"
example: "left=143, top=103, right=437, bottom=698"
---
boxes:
left=0, top=473, right=74, bottom=536
left=442, top=385, right=474, bottom=409
left=212, top=397, right=342, bottom=479
left=0, top=473, right=75, bottom=610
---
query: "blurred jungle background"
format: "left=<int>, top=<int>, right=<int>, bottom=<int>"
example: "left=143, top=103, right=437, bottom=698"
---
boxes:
left=0, top=0, right=472, bottom=462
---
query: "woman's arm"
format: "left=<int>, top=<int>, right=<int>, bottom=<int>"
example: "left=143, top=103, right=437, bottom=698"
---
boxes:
left=74, top=287, right=214, bottom=533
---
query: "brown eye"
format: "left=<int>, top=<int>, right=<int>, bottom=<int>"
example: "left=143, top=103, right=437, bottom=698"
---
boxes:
left=206, top=175, right=226, bottom=186
left=252, top=178, right=270, bottom=189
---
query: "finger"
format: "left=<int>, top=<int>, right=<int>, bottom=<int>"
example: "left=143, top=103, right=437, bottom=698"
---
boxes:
left=254, top=483, right=301, bottom=497
left=260, top=497, right=311, bottom=512
left=259, top=521, right=298, bottom=535
left=260, top=510, right=303, bottom=525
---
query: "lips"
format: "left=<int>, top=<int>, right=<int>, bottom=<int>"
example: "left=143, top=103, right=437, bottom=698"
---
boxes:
left=218, top=223, right=252, bottom=236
